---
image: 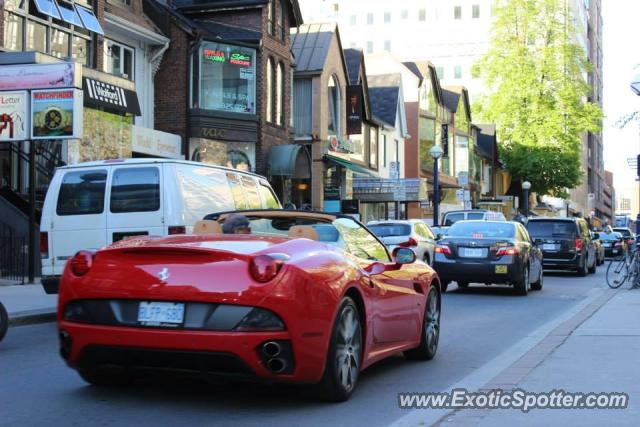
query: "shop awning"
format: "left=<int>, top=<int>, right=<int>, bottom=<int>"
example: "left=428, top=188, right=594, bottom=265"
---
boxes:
left=268, top=144, right=310, bottom=178
left=323, top=155, right=379, bottom=177
left=82, top=77, right=141, bottom=116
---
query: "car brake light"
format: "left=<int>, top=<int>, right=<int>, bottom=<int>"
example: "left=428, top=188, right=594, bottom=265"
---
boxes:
left=249, top=255, right=283, bottom=283
left=168, top=226, right=186, bottom=235
left=575, top=238, right=584, bottom=251
left=69, top=251, right=94, bottom=277
left=496, top=246, right=520, bottom=257
left=399, top=237, right=418, bottom=247
left=435, top=245, right=452, bottom=255
left=40, top=232, right=49, bottom=258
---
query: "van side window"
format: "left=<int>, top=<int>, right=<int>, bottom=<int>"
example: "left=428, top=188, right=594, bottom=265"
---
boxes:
left=444, top=213, right=464, bottom=226
left=226, top=173, right=248, bottom=210
left=110, top=167, right=160, bottom=213
left=240, top=176, right=262, bottom=209
left=56, top=170, right=107, bottom=216
left=467, top=212, right=484, bottom=220
left=259, top=182, right=280, bottom=209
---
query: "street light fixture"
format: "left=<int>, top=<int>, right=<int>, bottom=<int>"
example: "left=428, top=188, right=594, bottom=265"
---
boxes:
left=430, top=145, right=444, bottom=226
left=522, top=181, right=532, bottom=217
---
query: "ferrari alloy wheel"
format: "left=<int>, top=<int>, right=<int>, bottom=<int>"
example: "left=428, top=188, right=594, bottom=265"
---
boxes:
left=515, top=267, right=529, bottom=296
left=319, top=297, right=362, bottom=402
left=404, top=286, right=440, bottom=361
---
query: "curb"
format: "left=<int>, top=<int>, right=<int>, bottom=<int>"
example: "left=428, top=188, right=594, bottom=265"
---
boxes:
left=9, top=309, right=57, bottom=326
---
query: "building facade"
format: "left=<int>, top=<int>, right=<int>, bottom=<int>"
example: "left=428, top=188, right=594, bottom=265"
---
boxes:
left=148, top=0, right=303, bottom=204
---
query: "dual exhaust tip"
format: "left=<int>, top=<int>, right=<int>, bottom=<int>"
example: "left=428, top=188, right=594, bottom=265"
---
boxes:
left=262, top=341, right=287, bottom=374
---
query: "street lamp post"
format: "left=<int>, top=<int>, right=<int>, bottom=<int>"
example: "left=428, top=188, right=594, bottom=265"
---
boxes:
left=522, top=181, right=532, bottom=218
left=430, top=145, right=444, bottom=226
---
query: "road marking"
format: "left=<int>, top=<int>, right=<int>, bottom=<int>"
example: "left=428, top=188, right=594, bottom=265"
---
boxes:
left=388, top=286, right=609, bottom=427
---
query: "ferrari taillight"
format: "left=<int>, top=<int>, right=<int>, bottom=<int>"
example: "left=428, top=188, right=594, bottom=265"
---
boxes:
left=69, top=251, right=94, bottom=277
left=249, top=255, right=283, bottom=283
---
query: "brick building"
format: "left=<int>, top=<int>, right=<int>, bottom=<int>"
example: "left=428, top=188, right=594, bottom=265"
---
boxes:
left=146, top=0, right=304, bottom=204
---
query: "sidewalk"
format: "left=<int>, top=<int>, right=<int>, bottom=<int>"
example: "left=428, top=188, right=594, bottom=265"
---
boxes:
left=439, top=289, right=640, bottom=426
left=0, top=280, right=57, bottom=325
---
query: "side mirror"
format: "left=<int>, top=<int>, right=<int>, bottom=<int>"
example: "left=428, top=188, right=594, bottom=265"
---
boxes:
left=593, top=233, right=600, bottom=240
left=392, top=247, right=416, bottom=265
left=435, top=234, right=443, bottom=240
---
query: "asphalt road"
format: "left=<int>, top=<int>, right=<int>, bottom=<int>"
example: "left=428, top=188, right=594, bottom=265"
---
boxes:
left=0, top=268, right=609, bottom=427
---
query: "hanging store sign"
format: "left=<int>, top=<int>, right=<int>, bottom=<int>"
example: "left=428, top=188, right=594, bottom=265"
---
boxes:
left=31, top=89, right=83, bottom=139
left=82, top=77, right=141, bottom=116
left=132, top=125, right=182, bottom=159
left=0, top=91, right=29, bottom=141
left=346, top=85, right=363, bottom=135
left=0, top=62, right=80, bottom=91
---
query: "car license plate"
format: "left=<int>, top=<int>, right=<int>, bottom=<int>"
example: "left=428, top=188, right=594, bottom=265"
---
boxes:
left=603, top=243, right=612, bottom=248
left=612, top=249, right=619, bottom=254
left=462, top=248, right=484, bottom=258
left=138, top=302, right=185, bottom=325
left=542, top=244, right=558, bottom=251
left=495, top=265, right=508, bottom=274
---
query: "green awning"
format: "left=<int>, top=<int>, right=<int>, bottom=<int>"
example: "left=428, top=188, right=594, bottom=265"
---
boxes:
left=323, top=155, right=379, bottom=177
left=268, top=144, right=310, bottom=178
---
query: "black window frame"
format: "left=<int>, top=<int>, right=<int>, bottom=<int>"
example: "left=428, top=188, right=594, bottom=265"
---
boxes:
left=109, top=167, right=161, bottom=214
left=56, top=169, right=107, bottom=216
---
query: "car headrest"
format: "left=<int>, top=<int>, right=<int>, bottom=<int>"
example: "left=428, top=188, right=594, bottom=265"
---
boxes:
left=288, top=225, right=319, bottom=241
left=193, top=220, right=222, bottom=234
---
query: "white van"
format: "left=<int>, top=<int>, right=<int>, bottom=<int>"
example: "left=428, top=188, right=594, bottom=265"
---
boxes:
left=40, top=158, right=281, bottom=293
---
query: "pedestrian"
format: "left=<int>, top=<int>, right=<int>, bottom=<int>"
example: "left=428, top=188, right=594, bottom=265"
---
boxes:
left=222, top=214, right=251, bottom=234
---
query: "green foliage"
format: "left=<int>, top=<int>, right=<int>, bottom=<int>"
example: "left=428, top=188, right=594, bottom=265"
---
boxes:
left=472, top=0, right=603, bottom=198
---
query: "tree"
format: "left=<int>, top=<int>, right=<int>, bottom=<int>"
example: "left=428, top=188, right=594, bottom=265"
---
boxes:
left=472, top=0, right=602, bottom=198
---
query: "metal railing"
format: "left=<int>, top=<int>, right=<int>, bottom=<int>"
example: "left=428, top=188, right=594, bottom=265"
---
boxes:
left=0, top=221, right=27, bottom=284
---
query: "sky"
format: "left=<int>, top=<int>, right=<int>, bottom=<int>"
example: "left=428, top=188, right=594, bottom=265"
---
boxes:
left=602, top=0, right=640, bottom=207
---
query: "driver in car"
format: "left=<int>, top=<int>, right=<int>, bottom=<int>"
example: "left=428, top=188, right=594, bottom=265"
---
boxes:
left=222, top=214, right=252, bottom=234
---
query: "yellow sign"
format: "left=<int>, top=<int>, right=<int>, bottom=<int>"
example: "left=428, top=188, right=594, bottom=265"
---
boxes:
left=495, top=265, right=508, bottom=274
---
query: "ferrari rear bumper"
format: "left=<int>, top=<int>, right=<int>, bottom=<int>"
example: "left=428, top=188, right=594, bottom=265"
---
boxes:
left=59, top=321, right=325, bottom=383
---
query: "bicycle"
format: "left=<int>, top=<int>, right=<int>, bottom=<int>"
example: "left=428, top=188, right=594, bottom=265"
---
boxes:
left=606, top=246, right=640, bottom=289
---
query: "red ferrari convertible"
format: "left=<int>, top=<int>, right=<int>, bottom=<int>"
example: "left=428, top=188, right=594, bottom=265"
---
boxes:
left=58, top=210, right=441, bottom=401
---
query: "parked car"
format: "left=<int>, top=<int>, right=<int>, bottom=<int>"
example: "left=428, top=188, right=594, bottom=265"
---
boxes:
left=612, top=227, right=635, bottom=250
left=57, top=210, right=441, bottom=402
left=525, top=217, right=596, bottom=276
left=441, top=209, right=506, bottom=227
left=599, top=231, right=627, bottom=258
left=433, top=220, right=543, bottom=295
left=40, top=159, right=281, bottom=295
left=367, top=220, right=437, bottom=265
left=591, top=231, right=605, bottom=266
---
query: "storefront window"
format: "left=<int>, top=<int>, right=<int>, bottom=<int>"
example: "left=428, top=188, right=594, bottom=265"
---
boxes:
left=194, top=41, right=257, bottom=114
left=369, top=126, right=378, bottom=169
left=276, top=62, right=284, bottom=126
left=266, top=58, right=274, bottom=122
left=419, top=117, right=436, bottom=171
left=51, top=28, right=70, bottom=59
left=328, top=75, right=341, bottom=135
left=72, top=36, right=91, bottom=66
left=26, top=20, right=47, bottom=53
left=4, top=12, right=24, bottom=51
left=105, top=40, right=134, bottom=80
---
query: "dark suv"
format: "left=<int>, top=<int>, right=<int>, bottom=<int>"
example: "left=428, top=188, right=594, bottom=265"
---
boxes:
left=526, top=217, right=597, bottom=276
